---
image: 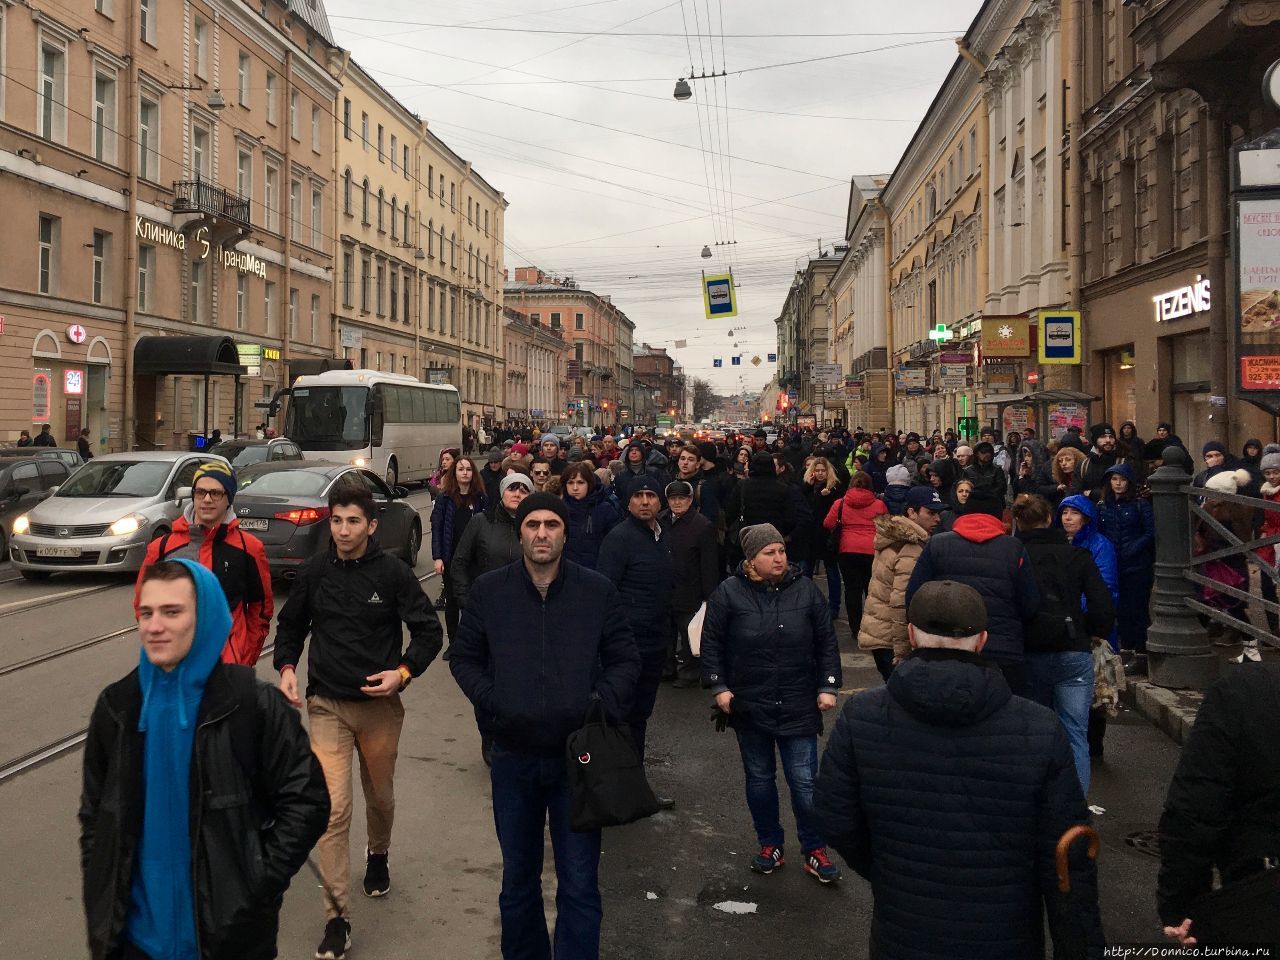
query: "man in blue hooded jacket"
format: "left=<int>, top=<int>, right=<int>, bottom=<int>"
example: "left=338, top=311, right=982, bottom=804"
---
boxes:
left=79, top=559, right=329, bottom=960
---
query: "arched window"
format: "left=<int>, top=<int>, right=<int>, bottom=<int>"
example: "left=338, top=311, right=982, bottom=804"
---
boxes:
left=428, top=219, right=434, bottom=258
left=376, top=188, right=385, bottom=232
left=361, top=178, right=370, bottom=225
left=389, top=195, right=398, bottom=239
left=342, top=169, right=352, bottom=216
left=451, top=232, right=456, bottom=269
left=403, top=205, right=410, bottom=240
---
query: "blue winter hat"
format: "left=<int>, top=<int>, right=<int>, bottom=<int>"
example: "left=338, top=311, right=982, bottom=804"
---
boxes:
left=1103, top=463, right=1135, bottom=484
left=905, top=486, right=944, bottom=511
left=192, top=461, right=237, bottom=504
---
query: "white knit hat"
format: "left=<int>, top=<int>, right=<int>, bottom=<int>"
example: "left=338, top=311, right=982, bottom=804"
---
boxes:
left=886, top=464, right=913, bottom=485
left=1204, top=468, right=1252, bottom=495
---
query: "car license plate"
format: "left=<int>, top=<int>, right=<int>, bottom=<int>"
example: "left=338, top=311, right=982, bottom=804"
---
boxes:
left=36, top=545, right=81, bottom=558
left=238, top=518, right=269, bottom=531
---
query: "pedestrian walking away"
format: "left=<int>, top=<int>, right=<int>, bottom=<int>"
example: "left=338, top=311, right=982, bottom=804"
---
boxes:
left=273, top=478, right=443, bottom=960
left=77, top=427, right=95, bottom=460
left=815, top=580, right=1103, bottom=960
left=1013, top=494, right=1116, bottom=795
left=700, top=523, right=843, bottom=884
left=80, top=559, right=329, bottom=960
left=134, top=461, right=273, bottom=666
left=449, top=492, right=641, bottom=960
left=825, top=471, right=889, bottom=637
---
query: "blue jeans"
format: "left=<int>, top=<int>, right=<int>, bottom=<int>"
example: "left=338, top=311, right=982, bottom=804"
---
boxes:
left=734, top=730, right=823, bottom=852
left=823, top=557, right=842, bottom=615
left=490, top=747, right=602, bottom=960
left=1026, top=651, right=1095, bottom=795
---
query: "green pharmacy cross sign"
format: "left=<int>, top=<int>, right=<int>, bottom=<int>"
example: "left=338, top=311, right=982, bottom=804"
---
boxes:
left=927, top=323, right=952, bottom=342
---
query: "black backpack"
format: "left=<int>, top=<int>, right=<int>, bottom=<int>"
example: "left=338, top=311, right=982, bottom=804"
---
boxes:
left=1025, top=550, right=1086, bottom=647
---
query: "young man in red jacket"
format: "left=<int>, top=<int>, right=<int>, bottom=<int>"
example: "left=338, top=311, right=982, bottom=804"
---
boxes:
left=134, top=461, right=273, bottom=665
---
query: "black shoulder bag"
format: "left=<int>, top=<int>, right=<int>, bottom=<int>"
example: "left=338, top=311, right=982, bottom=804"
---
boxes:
left=565, top=699, right=660, bottom=833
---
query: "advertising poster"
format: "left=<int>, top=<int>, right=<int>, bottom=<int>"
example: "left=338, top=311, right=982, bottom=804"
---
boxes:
left=981, top=316, right=1030, bottom=357
left=1238, top=196, right=1280, bottom=392
left=1001, top=404, right=1034, bottom=435
left=1047, top=401, right=1087, bottom=437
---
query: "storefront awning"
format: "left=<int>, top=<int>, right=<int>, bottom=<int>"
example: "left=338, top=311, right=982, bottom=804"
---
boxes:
left=975, top=389, right=1099, bottom=405
left=133, top=335, right=246, bottom=377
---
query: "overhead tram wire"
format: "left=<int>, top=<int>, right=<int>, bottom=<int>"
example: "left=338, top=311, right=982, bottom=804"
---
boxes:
left=327, top=17, right=967, bottom=39
left=683, top=0, right=727, bottom=257
left=716, top=0, right=741, bottom=282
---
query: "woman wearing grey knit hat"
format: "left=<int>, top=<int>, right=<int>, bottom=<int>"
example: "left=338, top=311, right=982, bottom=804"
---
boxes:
left=698, top=523, right=844, bottom=884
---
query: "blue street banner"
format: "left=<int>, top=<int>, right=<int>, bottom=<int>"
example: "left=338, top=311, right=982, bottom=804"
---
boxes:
left=731, top=356, right=741, bottom=365
left=767, top=353, right=777, bottom=363
left=1038, top=310, right=1082, bottom=364
left=713, top=358, right=723, bottom=367
left=702, top=273, right=738, bottom=318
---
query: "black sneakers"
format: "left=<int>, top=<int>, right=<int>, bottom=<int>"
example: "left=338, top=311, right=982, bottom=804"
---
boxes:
left=363, top=850, right=390, bottom=897
left=315, top=918, right=351, bottom=960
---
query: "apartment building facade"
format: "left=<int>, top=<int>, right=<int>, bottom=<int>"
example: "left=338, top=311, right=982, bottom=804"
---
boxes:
left=333, top=61, right=507, bottom=430
left=0, top=0, right=341, bottom=450
left=504, top=267, right=635, bottom=428
left=502, top=305, right=567, bottom=424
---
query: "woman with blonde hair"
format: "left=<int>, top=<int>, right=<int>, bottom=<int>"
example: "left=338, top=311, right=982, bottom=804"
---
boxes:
left=1049, top=446, right=1087, bottom=505
left=804, top=457, right=846, bottom=618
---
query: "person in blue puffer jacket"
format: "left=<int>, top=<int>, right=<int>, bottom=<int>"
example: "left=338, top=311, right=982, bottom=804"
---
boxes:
left=559, top=460, right=622, bottom=570
left=1058, top=493, right=1120, bottom=761
left=1096, top=463, right=1155, bottom=674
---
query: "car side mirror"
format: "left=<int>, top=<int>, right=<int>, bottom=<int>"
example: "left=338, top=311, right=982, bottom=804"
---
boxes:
left=394, top=485, right=410, bottom=499
left=45, top=485, right=59, bottom=497
left=175, top=485, right=193, bottom=505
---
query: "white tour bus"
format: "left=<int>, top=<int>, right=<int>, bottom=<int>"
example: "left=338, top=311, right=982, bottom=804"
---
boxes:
left=282, top=370, right=460, bottom=486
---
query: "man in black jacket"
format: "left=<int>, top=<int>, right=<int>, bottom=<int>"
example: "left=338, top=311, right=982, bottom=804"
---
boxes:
left=815, top=581, right=1102, bottom=960
left=597, top=474, right=676, bottom=776
left=1158, top=662, right=1280, bottom=947
left=1079, top=422, right=1141, bottom=495
left=450, top=492, right=640, bottom=960
left=661, top=480, right=721, bottom=687
left=274, top=480, right=442, bottom=960
left=81, top=559, right=328, bottom=960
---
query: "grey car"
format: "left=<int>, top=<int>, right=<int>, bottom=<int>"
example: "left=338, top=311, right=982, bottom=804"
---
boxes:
left=232, top=461, right=423, bottom=580
left=209, top=437, right=304, bottom=469
left=9, top=451, right=229, bottom=579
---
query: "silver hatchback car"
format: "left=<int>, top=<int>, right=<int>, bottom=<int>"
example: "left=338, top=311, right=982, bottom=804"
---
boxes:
left=9, top=451, right=230, bottom=579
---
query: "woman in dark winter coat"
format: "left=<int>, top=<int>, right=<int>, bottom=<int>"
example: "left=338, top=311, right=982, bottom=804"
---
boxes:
left=431, top=455, right=486, bottom=640
left=560, top=460, right=622, bottom=570
left=725, top=453, right=798, bottom=570
left=1097, top=463, right=1155, bottom=673
left=1118, top=421, right=1143, bottom=462
left=701, top=523, right=842, bottom=882
left=803, top=457, right=847, bottom=619
left=864, top=444, right=890, bottom=494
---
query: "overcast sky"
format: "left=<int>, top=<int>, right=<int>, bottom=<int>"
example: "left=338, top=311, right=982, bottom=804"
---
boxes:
left=326, top=0, right=984, bottom=396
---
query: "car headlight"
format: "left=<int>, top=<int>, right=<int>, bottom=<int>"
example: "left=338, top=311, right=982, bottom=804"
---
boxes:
left=107, top=514, right=145, bottom=537
left=11, top=514, right=29, bottom=536
left=350, top=456, right=368, bottom=467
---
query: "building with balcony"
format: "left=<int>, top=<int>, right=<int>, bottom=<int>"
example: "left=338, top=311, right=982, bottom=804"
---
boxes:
left=333, top=60, right=506, bottom=430
left=0, top=0, right=342, bottom=450
left=504, top=267, right=635, bottom=429
left=774, top=251, right=840, bottom=423
left=502, top=305, right=568, bottom=425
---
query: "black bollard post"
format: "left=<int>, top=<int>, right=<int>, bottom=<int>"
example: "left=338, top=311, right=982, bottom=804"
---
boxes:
left=1146, top=445, right=1218, bottom=690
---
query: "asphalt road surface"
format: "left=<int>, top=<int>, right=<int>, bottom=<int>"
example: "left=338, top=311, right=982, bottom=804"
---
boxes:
left=0, top=492, right=1182, bottom=958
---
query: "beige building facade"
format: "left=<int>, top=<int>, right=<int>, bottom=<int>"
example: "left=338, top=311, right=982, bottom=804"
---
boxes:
left=502, top=306, right=567, bottom=424
left=0, top=0, right=341, bottom=451
left=333, top=61, right=506, bottom=430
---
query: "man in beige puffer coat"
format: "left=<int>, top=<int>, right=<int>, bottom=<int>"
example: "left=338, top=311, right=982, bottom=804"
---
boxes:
left=857, top=487, right=944, bottom=680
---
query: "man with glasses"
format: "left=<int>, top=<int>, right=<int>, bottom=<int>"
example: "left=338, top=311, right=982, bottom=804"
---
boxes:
left=133, top=461, right=273, bottom=665
left=529, top=457, right=554, bottom=492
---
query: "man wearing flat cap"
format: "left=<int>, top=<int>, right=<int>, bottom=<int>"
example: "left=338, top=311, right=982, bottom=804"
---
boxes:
left=597, top=475, right=677, bottom=794
left=815, top=581, right=1103, bottom=960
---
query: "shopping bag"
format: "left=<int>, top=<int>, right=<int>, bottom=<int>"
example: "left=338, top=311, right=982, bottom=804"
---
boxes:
left=686, top=602, right=707, bottom=657
left=565, top=699, right=660, bottom=833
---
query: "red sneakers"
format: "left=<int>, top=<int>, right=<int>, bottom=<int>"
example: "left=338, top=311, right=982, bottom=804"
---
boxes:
left=750, top=844, right=785, bottom=874
left=804, top=847, right=843, bottom=884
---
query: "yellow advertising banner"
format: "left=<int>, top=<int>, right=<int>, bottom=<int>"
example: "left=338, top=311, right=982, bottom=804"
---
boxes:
left=981, top=316, right=1030, bottom=358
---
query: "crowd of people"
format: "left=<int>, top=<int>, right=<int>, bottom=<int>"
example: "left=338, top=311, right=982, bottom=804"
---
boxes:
left=75, top=417, right=1280, bottom=960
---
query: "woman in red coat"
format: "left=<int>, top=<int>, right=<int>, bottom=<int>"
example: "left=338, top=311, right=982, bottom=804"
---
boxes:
left=824, top=471, right=888, bottom=634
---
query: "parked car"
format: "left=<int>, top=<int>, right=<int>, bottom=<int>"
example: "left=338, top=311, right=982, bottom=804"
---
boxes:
left=0, top=456, right=74, bottom=559
left=232, top=461, right=422, bottom=579
left=209, top=437, right=305, bottom=469
left=0, top=447, right=84, bottom=470
left=8, top=451, right=229, bottom=579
